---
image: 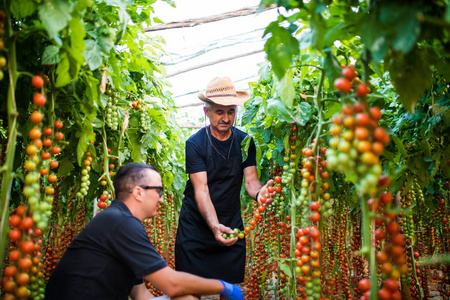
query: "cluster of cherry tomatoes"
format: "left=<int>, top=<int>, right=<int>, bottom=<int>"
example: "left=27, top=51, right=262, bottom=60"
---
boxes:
left=98, top=148, right=116, bottom=210
left=326, top=101, right=389, bottom=195
left=334, top=64, right=370, bottom=97
left=294, top=225, right=322, bottom=298
left=105, top=86, right=119, bottom=130
left=328, top=64, right=390, bottom=196
left=300, top=140, right=332, bottom=219
left=3, top=206, right=45, bottom=300
left=24, top=75, right=64, bottom=229
left=76, top=151, right=92, bottom=200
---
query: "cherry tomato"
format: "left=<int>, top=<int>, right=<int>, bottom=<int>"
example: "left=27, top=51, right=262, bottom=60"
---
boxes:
left=29, top=128, right=42, bottom=139
left=30, top=111, right=43, bottom=124
left=310, top=201, right=320, bottom=211
left=31, top=75, right=44, bottom=89
left=49, top=160, right=59, bottom=169
left=33, top=93, right=46, bottom=106
left=43, top=127, right=53, bottom=136
left=54, top=132, right=64, bottom=141
left=358, top=279, right=371, bottom=292
left=342, top=65, right=356, bottom=81
left=8, top=215, right=21, bottom=227
left=356, top=83, right=370, bottom=97
left=334, top=77, right=352, bottom=93
left=54, top=120, right=64, bottom=129
left=98, top=201, right=107, bottom=209
left=51, top=146, right=61, bottom=154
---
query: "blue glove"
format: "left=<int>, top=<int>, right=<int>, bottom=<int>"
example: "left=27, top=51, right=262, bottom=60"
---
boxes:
left=218, top=279, right=244, bottom=300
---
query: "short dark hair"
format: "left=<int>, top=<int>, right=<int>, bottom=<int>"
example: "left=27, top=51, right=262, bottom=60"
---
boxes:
left=114, top=163, right=158, bottom=200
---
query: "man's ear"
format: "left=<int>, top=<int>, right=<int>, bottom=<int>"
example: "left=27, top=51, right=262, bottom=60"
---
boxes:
left=203, top=106, right=209, bottom=117
left=131, top=187, right=144, bottom=202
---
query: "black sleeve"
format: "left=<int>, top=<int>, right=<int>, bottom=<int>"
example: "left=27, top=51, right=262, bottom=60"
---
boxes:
left=109, top=218, right=167, bottom=279
left=185, top=138, right=207, bottom=174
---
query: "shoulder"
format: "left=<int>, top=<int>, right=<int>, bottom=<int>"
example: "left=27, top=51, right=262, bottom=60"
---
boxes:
left=92, top=201, right=139, bottom=228
left=186, top=128, right=207, bottom=146
left=187, top=127, right=206, bottom=141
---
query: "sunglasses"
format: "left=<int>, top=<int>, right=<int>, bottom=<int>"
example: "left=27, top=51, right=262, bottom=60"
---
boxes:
left=129, top=185, right=164, bottom=197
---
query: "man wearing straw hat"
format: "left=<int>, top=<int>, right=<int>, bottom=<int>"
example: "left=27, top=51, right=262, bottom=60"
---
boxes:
left=175, top=77, right=271, bottom=296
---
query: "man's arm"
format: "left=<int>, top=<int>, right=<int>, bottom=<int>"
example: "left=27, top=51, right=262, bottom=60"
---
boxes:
left=189, top=171, right=236, bottom=246
left=243, top=166, right=273, bottom=201
left=130, top=283, right=200, bottom=300
left=144, top=267, right=223, bottom=298
left=130, top=282, right=155, bottom=300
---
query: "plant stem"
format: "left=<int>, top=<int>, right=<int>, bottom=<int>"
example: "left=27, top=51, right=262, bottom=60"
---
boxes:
left=312, top=68, right=326, bottom=206
left=102, top=115, right=115, bottom=197
left=288, top=187, right=297, bottom=299
left=0, top=0, right=19, bottom=266
left=360, top=194, right=377, bottom=300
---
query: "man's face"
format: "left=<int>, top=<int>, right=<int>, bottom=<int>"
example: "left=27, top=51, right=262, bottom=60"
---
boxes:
left=140, top=170, right=164, bottom=218
left=205, top=103, right=236, bottom=134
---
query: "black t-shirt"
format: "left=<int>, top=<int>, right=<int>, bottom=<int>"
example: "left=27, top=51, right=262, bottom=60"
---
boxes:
left=185, top=126, right=256, bottom=173
left=184, top=126, right=257, bottom=200
left=45, top=200, right=167, bottom=300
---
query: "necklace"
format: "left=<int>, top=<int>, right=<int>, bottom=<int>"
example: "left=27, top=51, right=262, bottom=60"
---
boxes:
left=206, top=126, right=234, bottom=159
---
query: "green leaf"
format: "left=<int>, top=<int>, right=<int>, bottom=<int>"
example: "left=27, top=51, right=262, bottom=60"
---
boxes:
left=116, top=7, right=130, bottom=44
left=267, top=99, right=294, bottom=123
left=74, top=0, right=93, bottom=12
left=84, top=36, right=114, bottom=70
left=392, top=135, right=408, bottom=158
left=85, top=75, right=100, bottom=108
left=39, top=0, right=73, bottom=39
left=275, top=69, right=295, bottom=108
left=55, top=53, right=72, bottom=87
left=129, top=131, right=146, bottom=163
left=323, top=51, right=342, bottom=88
left=323, top=22, right=347, bottom=49
left=388, top=47, right=433, bottom=112
left=57, top=155, right=75, bottom=177
left=298, top=31, right=312, bottom=50
left=361, top=14, right=389, bottom=61
left=421, top=140, right=432, bottom=158
left=68, top=18, right=86, bottom=65
left=435, top=58, right=450, bottom=82
left=406, top=155, right=431, bottom=187
left=295, top=102, right=313, bottom=126
left=11, top=0, right=36, bottom=19
left=446, top=4, right=450, bottom=22
left=323, top=100, right=341, bottom=120
left=309, top=5, right=326, bottom=51
left=241, top=135, right=251, bottom=162
left=242, top=103, right=259, bottom=125
left=76, top=122, right=95, bottom=166
left=42, top=45, right=61, bottom=65
left=264, top=24, right=299, bottom=79
left=278, top=262, right=292, bottom=278
left=380, top=5, right=420, bottom=54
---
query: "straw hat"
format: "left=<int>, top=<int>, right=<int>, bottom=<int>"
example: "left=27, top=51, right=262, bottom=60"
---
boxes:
left=198, top=77, right=250, bottom=106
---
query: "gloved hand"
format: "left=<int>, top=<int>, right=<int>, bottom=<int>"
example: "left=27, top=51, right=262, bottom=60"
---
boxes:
left=218, top=279, right=244, bottom=300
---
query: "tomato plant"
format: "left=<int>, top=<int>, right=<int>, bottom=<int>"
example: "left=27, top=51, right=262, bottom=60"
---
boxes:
left=1, top=1, right=450, bottom=300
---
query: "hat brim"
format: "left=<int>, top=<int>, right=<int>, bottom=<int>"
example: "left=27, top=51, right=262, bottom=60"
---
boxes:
left=198, top=91, right=250, bottom=106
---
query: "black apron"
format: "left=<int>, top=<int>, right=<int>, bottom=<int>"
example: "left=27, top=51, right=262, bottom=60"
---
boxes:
left=175, top=127, right=246, bottom=283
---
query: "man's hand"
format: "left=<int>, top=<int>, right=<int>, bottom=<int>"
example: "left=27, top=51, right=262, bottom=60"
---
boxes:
left=257, top=179, right=275, bottom=201
left=212, top=224, right=238, bottom=246
left=218, top=280, right=244, bottom=300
